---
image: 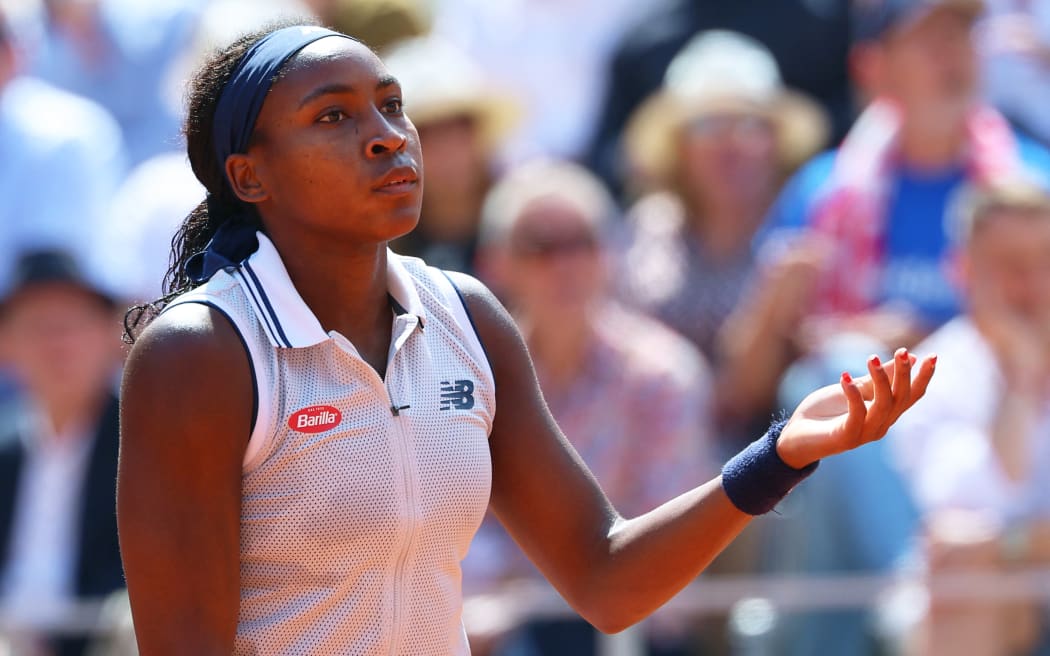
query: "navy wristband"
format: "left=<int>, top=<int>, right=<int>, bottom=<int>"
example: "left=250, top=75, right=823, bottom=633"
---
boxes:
left=721, top=419, right=819, bottom=515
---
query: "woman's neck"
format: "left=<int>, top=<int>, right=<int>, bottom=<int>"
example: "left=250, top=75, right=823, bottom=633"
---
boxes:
left=683, top=195, right=764, bottom=260
left=267, top=227, right=393, bottom=372
left=898, top=115, right=969, bottom=172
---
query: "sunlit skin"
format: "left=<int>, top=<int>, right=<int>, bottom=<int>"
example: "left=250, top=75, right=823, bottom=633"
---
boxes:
left=224, top=38, right=424, bottom=373
left=117, top=33, right=936, bottom=653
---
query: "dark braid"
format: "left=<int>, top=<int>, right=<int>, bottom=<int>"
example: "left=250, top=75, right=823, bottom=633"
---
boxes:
left=123, top=18, right=317, bottom=343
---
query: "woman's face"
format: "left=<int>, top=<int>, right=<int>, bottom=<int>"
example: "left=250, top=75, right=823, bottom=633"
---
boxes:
left=676, top=112, right=778, bottom=214
left=504, top=198, right=606, bottom=316
left=241, top=37, right=424, bottom=244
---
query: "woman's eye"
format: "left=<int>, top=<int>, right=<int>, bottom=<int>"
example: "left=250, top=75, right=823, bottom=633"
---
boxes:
left=318, top=110, right=348, bottom=124
left=383, top=98, right=404, bottom=114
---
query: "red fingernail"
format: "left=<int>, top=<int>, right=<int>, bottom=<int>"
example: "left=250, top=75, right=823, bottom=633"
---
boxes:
left=871, top=355, right=881, bottom=367
left=842, top=371, right=853, bottom=383
left=897, top=348, right=908, bottom=360
left=930, top=353, right=938, bottom=365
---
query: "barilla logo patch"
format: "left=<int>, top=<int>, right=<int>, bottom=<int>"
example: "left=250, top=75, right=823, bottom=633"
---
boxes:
left=288, top=405, right=342, bottom=433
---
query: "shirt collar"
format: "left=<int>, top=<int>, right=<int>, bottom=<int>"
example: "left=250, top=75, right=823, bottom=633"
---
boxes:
left=235, top=232, right=427, bottom=348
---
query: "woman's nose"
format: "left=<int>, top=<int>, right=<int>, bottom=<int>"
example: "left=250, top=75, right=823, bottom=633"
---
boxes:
left=366, top=119, right=407, bottom=158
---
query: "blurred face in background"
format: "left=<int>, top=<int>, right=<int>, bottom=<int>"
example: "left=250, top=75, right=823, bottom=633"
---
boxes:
left=0, top=18, right=16, bottom=87
left=43, top=0, right=100, bottom=32
left=0, top=283, right=119, bottom=411
left=503, top=197, right=606, bottom=319
left=865, top=8, right=978, bottom=126
left=964, top=209, right=1050, bottom=329
left=674, top=111, right=779, bottom=220
left=415, top=113, right=490, bottom=237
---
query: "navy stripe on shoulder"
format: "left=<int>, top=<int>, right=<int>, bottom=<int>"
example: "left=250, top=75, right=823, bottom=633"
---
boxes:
left=439, top=270, right=491, bottom=365
left=169, top=300, right=258, bottom=437
left=233, top=269, right=284, bottom=347
left=243, top=262, right=294, bottom=348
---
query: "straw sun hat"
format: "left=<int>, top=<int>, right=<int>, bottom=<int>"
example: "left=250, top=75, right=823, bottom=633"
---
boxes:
left=625, top=30, right=829, bottom=186
left=382, top=36, right=520, bottom=154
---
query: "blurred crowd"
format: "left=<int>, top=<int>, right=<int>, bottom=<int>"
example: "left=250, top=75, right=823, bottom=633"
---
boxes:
left=1, top=0, right=1050, bottom=654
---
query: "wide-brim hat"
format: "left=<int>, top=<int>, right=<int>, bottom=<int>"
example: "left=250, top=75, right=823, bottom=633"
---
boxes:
left=329, top=0, right=431, bottom=54
left=382, top=36, right=520, bottom=154
left=624, top=30, right=829, bottom=188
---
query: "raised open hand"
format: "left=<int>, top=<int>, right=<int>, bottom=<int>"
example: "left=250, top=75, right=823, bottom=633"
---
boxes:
left=775, top=348, right=937, bottom=469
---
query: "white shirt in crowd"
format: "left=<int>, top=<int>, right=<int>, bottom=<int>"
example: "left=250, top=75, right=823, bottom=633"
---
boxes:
left=1, top=411, right=95, bottom=627
left=890, top=317, right=1050, bottom=525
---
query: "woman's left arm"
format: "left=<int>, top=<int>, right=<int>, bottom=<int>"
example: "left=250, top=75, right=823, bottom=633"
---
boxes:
left=448, top=272, right=935, bottom=633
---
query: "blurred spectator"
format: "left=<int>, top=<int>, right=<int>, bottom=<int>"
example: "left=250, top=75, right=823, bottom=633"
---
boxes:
left=756, top=0, right=1050, bottom=349
left=385, top=36, right=518, bottom=275
left=0, top=8, right=125, bottom=293
left=890, top=181, right=1050, bottom=656
left=465, top=161, right=716, bottom=655
left=741, top=3, right=1050, bottom=654
left=24, top=0, right=205, bottom=165
left=585, top=0, right=852, bottom=195
left=431, top=0, right=646, bottom=164
left=304, top=0, right=429, bottom=53
left=980, top=0, right=1050, bottom=146
left=617, top=30, right=828, bottom=447
left=0, top=250, right=124, bottom=656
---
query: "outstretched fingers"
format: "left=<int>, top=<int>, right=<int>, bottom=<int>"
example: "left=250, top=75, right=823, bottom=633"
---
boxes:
left=864, top=354, right=894, bottom=437
left=850, top=349, right=936, bottom=441
left=904, top=354, right=937, bottom=411
left=888, top=348, right=913, bottom=419
left=839, top=371, right=867, bottom=444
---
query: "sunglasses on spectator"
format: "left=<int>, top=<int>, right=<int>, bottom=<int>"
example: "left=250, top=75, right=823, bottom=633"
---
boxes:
left=510, top=232, right=599, bottom=258
left=686, top=113, right=773, bottom=140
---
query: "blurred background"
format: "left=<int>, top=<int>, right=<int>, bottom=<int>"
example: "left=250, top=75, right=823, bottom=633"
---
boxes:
left=2, top=0, right=1050, bottom=653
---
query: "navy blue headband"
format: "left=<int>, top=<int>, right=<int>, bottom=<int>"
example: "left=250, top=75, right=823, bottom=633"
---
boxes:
left=212, top=25, right=352, bottom=180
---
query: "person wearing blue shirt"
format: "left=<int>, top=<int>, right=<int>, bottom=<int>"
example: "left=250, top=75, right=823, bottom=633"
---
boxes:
left=763, top=136, right=1050, bottom=330
left=731, top=1, right=1050, bottom=655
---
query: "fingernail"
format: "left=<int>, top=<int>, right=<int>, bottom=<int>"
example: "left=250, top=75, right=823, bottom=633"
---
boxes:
left=871, top=355, right=881, bottom=367
left=842, top=371, right=853, bottom=383
left=897, top=348, right=908, bottom=360
left=930, top=353, right=938, bottom=366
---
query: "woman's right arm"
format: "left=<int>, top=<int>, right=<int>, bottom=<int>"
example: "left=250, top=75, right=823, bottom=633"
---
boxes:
left=117, top=303, right=253, bottom=654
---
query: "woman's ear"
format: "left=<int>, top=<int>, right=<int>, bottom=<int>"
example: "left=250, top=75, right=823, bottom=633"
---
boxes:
left=225, top=154, right=270, bottom=205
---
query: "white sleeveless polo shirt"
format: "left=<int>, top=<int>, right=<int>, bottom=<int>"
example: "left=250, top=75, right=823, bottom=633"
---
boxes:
left=166, top=233, right=495, bottom=655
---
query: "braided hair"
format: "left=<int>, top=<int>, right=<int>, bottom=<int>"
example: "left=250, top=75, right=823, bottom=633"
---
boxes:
left=123, top=18, right=316, bottom=342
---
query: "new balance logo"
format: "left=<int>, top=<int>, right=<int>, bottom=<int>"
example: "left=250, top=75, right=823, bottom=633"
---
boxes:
left=439, top=379, right=475, bottom=411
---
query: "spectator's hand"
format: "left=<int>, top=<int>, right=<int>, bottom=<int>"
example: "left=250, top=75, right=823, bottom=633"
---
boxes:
left=775, top=348, right=936, bottom=468
left=757, top=237, right=827, bottom=335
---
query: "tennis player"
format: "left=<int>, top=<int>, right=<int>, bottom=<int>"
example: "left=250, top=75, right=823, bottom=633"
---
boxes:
left=116, top=22, right=936, bottom=655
